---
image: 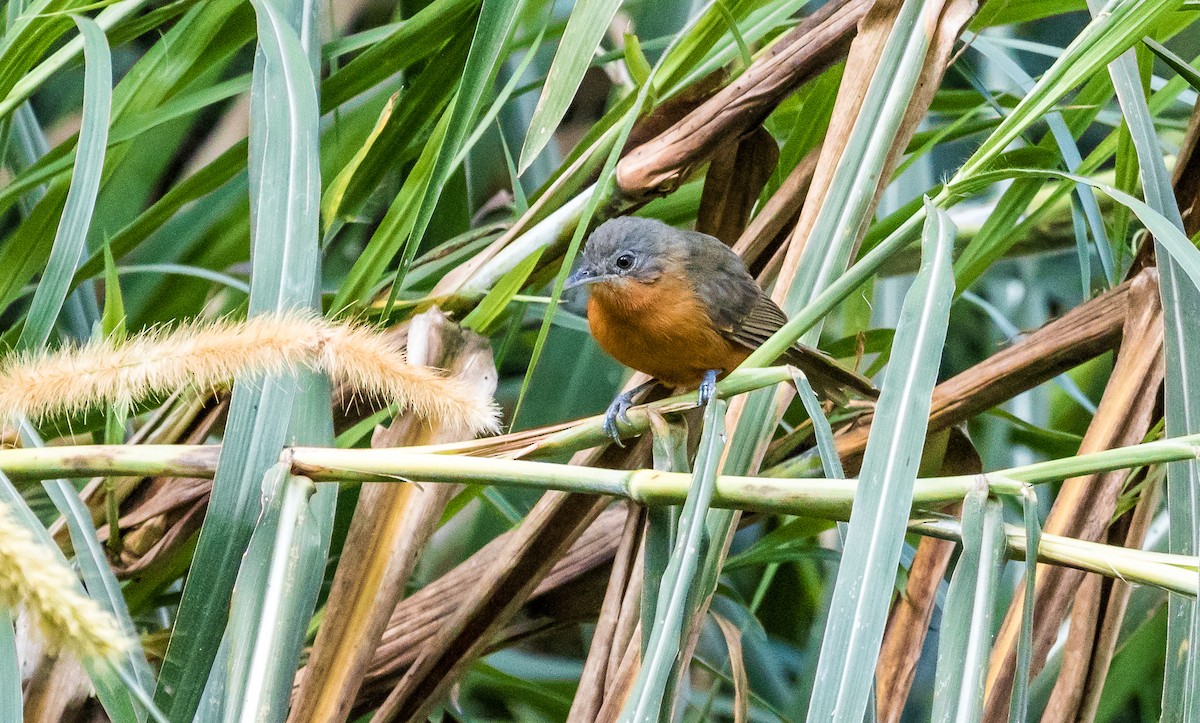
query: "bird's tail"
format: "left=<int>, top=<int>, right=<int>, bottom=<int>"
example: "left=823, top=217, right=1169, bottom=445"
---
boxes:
left=782, top=345, right=878, bottom=402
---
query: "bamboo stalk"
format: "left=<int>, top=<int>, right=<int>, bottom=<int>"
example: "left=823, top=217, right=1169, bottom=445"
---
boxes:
left=0, top=448, right=1191, bottom=600
left=0, top=438, right=1197, bottom=598
left=3, top=432, right=1200, bottom=499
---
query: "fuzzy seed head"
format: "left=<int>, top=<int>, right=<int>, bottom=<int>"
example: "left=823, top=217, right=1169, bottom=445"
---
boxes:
left=0, top=500, right=129, bottom=662
left=0, top=312, right=500, bottom=436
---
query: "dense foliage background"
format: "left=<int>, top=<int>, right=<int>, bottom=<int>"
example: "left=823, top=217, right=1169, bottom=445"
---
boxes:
left=2, top=0, right=1200, bottom=720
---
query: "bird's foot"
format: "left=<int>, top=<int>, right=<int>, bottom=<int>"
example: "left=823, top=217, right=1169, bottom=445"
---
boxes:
left=603, top=391, right=635, bottom=447
left=697, top=369, right=719, bottom=407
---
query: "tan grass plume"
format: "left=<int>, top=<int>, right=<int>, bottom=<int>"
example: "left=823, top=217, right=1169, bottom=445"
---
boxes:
left=0, top=499, right=129, bottom=662
left=0, top=312, right=499, bottom=435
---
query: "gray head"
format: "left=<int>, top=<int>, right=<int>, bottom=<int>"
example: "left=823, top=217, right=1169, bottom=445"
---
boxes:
left=564, top=217, right=683, bottom=290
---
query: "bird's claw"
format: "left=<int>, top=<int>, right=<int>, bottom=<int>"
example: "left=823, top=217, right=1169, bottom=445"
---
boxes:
left=697, top=369, right=719, bottom=407
left=603, top=392, right=635, bottom=447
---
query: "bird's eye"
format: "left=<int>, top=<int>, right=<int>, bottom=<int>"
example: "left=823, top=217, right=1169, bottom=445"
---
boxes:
left=615, top=253, right=635, bottom=271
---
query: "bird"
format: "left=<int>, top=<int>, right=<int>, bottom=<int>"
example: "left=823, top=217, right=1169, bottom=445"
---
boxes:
left=564, top=216, right=876, bottom=444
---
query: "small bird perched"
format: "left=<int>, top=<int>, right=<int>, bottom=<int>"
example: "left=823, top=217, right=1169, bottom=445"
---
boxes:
left=565, top=216, right=875, bottom=443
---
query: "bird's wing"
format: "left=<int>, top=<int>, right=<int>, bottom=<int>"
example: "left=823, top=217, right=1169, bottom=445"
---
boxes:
left=723, top=294, right=877, bottom=400
left=677, top=229, right=875, bottom=399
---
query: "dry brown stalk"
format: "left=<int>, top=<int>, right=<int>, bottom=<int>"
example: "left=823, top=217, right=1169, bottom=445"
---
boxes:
left=1077, top=469, right=1164, bottom=720
left=567, top=505, right=646, bottom=722
left=108, top=398, right=225, bottom=577
left=615, top=0, right=870, bottom=200
left=734, top=145, right=820, bottom=272
left=371, top=491, right=612, bottom=721
left=834, top=274, right=1135, bottom=470
left=593, top=621, right=642, bottom=723
left=984, top=271, right=1165, bottom=719
left=695, top=126, right=780, bottom=244
left=290, top=309, right=497, bottom=723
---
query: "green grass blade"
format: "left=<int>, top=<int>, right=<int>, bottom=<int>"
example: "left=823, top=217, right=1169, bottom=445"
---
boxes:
left=0, top=612, right=17, bottom=721
left=931, top=487, right=1005, bottom=722
left=319, top=0, right=479, bottom=112
left=790, top=368, right=847, bottom=480
left=968, top=34, right=1114, bottom=286
left=73, top=140, right=248, bottom=282
left=620, top=398, right=728, bottom=722
left=222, top=465, right=325, bottom=719
left=517, top=0, right=621, bottom=172
left=806, top=200, right=955, bottom=722
left=0, top=73, right=250, bottom=217
left=334, top=0, right=524, bottom=312
left=1090, top=9, right=1199, bottom=711
left=0, top=0, right=146, bottom=122
left=1009, top=487, right=1042, bottom=722
left=1145, top=37, right=1200, bottom=92
left=153, top=0, right=325, bottom=718
left=15, top=14, right=110, bottom=351
left=953, top=0, right=1184, bottom=181
left=644, top=413, right=691, bottom=650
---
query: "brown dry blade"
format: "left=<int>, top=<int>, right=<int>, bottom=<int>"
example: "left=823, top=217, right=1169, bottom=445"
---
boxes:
left=567, top=504, right=646, bottom=722
left=594, top=625, right=642, bottom=723
left=20, top=647, right=90, bottom=723
left=983, top=270, right=1166, bottom=719
left=356, top=504, right=628, bottom=701
left=1076, top=468, right=1164, bottom=721
left=832, top=273, right=1136, bottom=471
left=735, top=145, right=820, bottom=273
left=875, top=426, right=982, bottom=722
left=371, top=491, right=611, bottom=722
left=49, top=391, right=208, bottom=552
left=712, top=613, right=750, bottom=723
left=616, top=0, right=869, bottom=200
left=109, top=398, right=227, bottom=577
left=771, top=0, right=978, bottom=293
left=289, top=308, right=497, bottom=723
left=1043, top=459, right=1165, bottom=722
left=696, top=125, right=780, bottom=244
left=1042, top=572, right=1106, bottom=723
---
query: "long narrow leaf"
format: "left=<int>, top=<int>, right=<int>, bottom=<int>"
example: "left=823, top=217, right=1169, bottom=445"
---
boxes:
left=931, top=488, right=1005, bottom=722
left=1009, top=486, right=1042, bottom=721
left=16, top=14, right=110, bottom=351
left=517, top=0, right=622, bottom=172
left=620, top=398, right=728, bottom=722
left=806, top=199, right=956, bottom=722
left=154, top=0, right=326, bottom=718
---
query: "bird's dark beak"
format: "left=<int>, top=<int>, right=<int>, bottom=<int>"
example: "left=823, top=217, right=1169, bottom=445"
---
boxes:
left=564, top=267, right=599, bottom=290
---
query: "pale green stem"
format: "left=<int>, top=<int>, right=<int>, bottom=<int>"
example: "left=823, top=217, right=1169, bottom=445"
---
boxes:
left=0, top=434, right=1198, bottom=497
left=916, top=519, right=1197, bottom=597
left=1, top=438, right=1198, bottom=593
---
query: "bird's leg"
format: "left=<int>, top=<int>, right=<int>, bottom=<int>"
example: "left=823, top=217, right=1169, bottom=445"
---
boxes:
left=604, top=378, right=659, bottom=446
left=697, top=369, right=719, bottom=407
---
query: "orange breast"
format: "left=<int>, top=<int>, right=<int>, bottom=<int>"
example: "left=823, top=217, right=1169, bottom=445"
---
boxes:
left=586, top=275, right=750, bottom=389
